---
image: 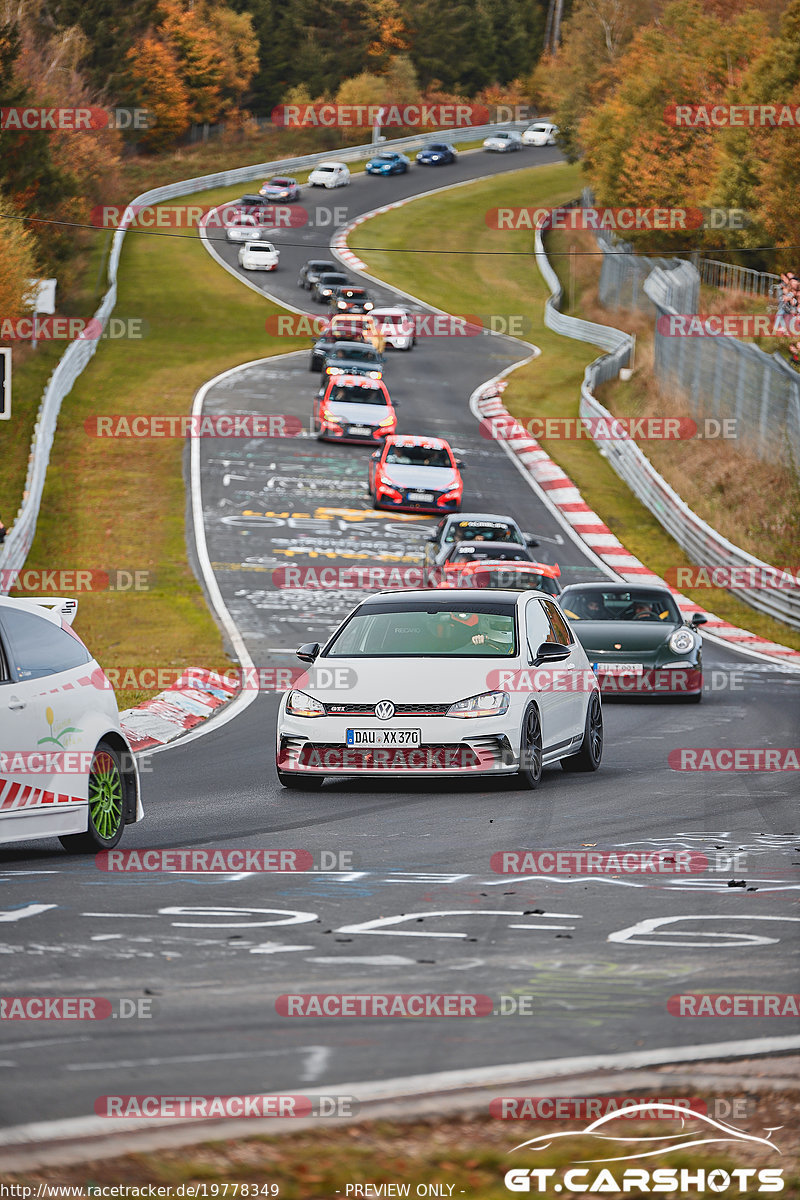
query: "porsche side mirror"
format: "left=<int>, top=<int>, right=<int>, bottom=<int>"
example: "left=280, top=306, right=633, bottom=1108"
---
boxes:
left=690, top=613, right=708, bottom=627
left=533, top=640, right=570, bottom=665
left=525, top=534, right=539, bottom=548
left=296, top=642, right=320, bottom=663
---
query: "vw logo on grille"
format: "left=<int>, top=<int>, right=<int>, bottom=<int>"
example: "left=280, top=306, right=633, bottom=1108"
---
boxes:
left=374, top=700, right=395, bottom=720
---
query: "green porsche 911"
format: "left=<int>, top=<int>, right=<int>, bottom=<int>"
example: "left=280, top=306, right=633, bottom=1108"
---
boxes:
left=559, top=582, right=707, bottom=701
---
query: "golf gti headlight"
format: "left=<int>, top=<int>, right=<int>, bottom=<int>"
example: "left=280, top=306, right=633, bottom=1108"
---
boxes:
left=669, top=629, right=695, bottom=654
left=447, top=691, right=509, bottom=718
left=286, top=690, right=326, bottom=717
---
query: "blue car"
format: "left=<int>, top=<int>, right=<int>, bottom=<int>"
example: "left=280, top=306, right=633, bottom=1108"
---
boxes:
left=366, top=151, right=411, bottom=176
left=259, top=176, right=300, bottom=202
left=416, top=142, right=457, bottom=165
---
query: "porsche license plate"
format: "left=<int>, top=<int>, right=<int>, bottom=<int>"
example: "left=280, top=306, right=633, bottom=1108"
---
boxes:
left=596, top=663, right=644, bottom=675
left=346, top=728, right=422, bottom=747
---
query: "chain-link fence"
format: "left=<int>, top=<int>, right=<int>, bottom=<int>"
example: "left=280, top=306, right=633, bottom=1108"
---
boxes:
left=644, top=266, right=800, bottom=473
left=583, top=197, right=800, bottom=474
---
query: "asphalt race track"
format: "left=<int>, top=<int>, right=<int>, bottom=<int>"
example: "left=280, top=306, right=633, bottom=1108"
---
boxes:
left=1, top=146, right=798, bottom=1132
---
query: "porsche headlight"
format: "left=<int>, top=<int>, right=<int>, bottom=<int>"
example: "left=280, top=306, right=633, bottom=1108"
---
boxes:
left=447, top=691, right=509, bottom=718
left=286, top=690, right=326, bottom=717
left=669, top=629, right=695, bottom=655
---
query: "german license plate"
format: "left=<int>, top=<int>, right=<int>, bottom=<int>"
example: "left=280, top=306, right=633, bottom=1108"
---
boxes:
left=349, top=426, right=371, bottom=436
left=597, top=663, right=643, bottom=675
left=346, top=728, right=422, bottom=747
left=408, top=491, right=434, bottom=502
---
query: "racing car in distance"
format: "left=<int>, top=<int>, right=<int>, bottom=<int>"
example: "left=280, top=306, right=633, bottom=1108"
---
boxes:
left=310, top=314, right=385, bottom=371
left=429, top=542, right=561, bottom=594
left=558, top=582, right=707, bottom=700
left=424, top=513, right=539, bottom=578
left=314, top=375, right=397, bottom=443
left=369, top=435, right=464, bottom=513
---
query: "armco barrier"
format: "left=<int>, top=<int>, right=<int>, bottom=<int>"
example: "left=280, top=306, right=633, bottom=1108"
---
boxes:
left=533, top=222, right=800, bottom=633
left=0, top=122, right=522, bottom=590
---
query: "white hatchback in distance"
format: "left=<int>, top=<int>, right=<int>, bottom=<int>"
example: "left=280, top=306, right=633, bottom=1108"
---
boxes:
left=522, top=122, right=559, bottom=146
left=483, top=131, right=522, bottom=152
left=371, top=307, right=416, bottom=350
left=307, top=162, right=351, bottom=188
left=276, top=589, right=602, bottom=789
left=238, top=240, right=280, bottom=271
left=0, top=596, right=142, bottom=851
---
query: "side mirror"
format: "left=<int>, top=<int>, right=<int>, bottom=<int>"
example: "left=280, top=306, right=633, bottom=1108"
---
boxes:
left=690, top=613, right=708, bottom=627
left=456, top=460, right=466, bottom=470
left=296, top=642, right=320, bottom=663
left=525, top=534, right=539, bottom=548
left=425, top=536, right=437, bottom=543
left=533, top=640, right=570, bottom=665
left=371, top=450, right=381, bottom=461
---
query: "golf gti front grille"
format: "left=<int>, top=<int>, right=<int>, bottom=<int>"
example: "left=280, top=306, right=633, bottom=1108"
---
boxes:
left=324, top=703, right=452, bottom=717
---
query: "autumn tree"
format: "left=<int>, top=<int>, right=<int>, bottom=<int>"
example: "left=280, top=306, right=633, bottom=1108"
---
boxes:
left=124, top=35, right=191, bottom=150
left=0, top=191, right=38, bottom=328
left=710, top=0, right=800, bottom=267
left=578, top=0, right=768, bottom=251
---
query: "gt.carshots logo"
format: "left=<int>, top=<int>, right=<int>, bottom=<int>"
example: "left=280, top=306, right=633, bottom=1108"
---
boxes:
left=504, top=1103, right=784, bottom=1192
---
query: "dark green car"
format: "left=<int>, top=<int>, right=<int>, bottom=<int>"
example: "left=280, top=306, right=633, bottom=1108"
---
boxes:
left=558, top=583, right=706, bottom=701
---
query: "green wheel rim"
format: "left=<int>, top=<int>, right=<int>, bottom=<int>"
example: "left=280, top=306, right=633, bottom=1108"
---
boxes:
left=88, top=750, right=123, bottom=841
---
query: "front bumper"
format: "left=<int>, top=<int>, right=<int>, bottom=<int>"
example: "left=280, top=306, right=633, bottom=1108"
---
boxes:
left=593, top=663, right=702, bottom=697
left=375, top=488, right=460, bottom=514
left=277, top=713, right=518, bottom=776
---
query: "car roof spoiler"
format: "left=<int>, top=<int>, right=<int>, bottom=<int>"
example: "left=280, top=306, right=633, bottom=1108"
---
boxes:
left=15, top=596, right=79, bottom=625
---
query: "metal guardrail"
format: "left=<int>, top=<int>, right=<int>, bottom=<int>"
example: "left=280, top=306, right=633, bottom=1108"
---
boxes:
left=697, top=258, right=781, bottom=299
left=534, top=223, right=800, bottom=632
left=0, top=121, right=523, bottom=589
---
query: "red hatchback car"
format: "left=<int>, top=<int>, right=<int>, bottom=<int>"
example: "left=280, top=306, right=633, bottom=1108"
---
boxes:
left=368, top=435, right=464, bottom=513
left=315, top=375, right=397, bottom=444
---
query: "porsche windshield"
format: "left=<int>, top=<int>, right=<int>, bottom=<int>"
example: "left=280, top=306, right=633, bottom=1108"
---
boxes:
left=561, top=589, right=681, bottom=622
left=326, top=604, right=517, bottom=656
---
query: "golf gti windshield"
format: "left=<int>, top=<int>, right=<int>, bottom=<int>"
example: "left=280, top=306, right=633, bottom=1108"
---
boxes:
left=326, top=600, right=518, bottom=656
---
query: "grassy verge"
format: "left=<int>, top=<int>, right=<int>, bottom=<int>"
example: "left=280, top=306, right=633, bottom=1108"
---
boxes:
left=354, top=166, right=800, bottom=650
left=1, top=1099, right=798, bottom=1197
left=13, top=185, right=318, bottom=705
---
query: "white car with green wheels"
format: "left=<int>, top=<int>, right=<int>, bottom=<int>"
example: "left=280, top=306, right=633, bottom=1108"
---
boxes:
left=0, top=595, right=142, bottom=852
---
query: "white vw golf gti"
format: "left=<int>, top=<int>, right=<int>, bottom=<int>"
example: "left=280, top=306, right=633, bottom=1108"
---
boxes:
left=276, top=590, right=602, bottom=788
